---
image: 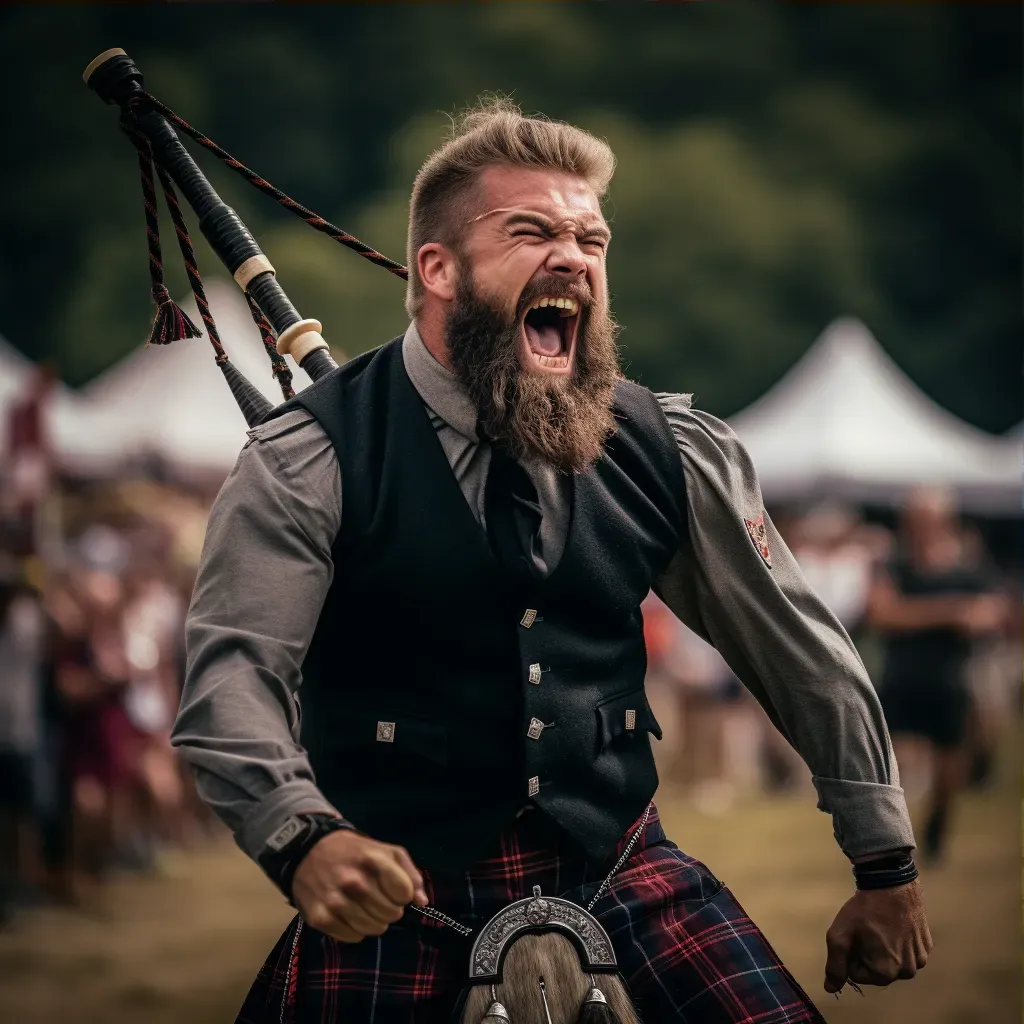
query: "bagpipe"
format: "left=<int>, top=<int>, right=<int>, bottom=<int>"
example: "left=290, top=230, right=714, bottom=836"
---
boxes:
left=82, top=46, right=408, bottom=427
left=84, top=48, right=640, bottom=1024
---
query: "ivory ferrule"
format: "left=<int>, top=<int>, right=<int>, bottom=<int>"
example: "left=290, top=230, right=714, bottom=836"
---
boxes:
left=277, top=319, right=329, bottom=364
left=83, top=48, right=127, bottom=85
left=234, top=255, right=276, bottom=291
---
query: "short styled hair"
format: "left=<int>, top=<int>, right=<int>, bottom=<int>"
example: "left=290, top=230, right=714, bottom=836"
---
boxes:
left=405, top=96, right=616, bottom=317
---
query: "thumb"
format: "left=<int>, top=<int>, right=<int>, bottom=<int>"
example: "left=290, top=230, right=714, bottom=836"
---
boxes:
left=824, top=925, right=853, bottom=994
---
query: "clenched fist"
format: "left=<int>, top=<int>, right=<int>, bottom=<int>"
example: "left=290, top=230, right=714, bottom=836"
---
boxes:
left=824, top=878, right=932, bottom=993
left=292, top=829, right=430, bottom=943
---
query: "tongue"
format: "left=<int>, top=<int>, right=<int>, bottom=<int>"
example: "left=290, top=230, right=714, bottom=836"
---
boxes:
left=525, top=321, right=562, bottom=357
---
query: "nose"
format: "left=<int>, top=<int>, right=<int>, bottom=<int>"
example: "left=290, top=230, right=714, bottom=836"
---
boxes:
left=544, top=237, right=588, bottom=280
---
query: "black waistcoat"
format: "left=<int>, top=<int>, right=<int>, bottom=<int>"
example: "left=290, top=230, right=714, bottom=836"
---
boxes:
left=268, top=337, right=685, bottom=874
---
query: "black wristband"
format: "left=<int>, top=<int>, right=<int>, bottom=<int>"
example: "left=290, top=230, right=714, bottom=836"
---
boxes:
left=852, top=853, right=919, bottom=891
left=258, top=813, right=358, bottom=903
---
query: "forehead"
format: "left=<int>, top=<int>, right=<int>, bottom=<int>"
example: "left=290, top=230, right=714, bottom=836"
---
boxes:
left=471, top=165, right=605, bottom=227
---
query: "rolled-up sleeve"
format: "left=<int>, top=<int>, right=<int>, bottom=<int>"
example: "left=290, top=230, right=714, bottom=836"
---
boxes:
left=172, top=409, right=344, bottom=863
left=653, top=394, right=915, bottom=858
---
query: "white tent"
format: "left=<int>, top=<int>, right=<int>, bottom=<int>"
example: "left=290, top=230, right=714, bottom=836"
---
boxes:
left=0, top=335, right=33, bottom=459
left=729, top=318, right=1022, bottom=513
left=0, top=333, right=130, bottom=474
left=80, top=280, right=308, bottom=475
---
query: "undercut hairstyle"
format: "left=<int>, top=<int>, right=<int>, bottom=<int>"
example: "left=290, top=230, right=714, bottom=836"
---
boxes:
left=405, top=96, right=616, bottom=317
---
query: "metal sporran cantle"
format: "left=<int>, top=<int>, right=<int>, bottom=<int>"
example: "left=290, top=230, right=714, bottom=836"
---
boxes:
left=458, top=886, right=641, bottom=1024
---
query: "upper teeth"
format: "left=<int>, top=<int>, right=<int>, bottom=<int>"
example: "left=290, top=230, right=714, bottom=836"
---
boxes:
left=530, top=296, right=578, bottom=315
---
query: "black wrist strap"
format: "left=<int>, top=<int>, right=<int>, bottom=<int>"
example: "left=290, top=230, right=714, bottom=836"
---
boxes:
left=853, top=853, right=919, bottom=891
left=258, top=813, right=358, bottom=903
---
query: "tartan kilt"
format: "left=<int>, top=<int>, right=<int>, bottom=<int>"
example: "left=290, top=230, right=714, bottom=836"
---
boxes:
left=237, top=803, right=827, bottom=1023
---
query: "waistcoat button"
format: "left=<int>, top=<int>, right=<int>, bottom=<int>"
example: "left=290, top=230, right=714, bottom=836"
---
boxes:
left=527, top=776, right=540, bottom=797
left=527, top=717, right=545, bottom=740
left=376, top=721, right=396, bottom=742
left=528, top=663, right=542, bottom=684
left=625, top=709, right=636, bottom=731
left=520, top=609, right=538, bottom=628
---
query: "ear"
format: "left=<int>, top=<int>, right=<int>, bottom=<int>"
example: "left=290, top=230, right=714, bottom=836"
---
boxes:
left=417, top=242, right=458, bottom=303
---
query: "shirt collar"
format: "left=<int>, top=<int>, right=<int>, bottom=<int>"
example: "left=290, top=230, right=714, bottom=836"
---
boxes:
left=402, top=321, right=480, bottom=441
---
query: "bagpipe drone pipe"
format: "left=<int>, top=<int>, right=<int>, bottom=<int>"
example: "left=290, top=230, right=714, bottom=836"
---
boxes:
left=83, top=47, right=409, bottom=426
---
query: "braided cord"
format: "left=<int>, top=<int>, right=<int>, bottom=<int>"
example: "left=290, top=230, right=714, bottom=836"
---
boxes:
left=153, top=161, right=228, bottom=365
left=245, top=292, right=295, bottom=400
left=122, top=114, right=295, bottom=401
left=133, top=93, right=409, bottom=282
left=122, top=123, right=202, bottom=347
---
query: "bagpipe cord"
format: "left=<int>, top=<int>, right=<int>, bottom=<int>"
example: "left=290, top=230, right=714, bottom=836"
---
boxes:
left=128, top=92, right=410, bottom=282
left=120, top=114, right=295, bottom=400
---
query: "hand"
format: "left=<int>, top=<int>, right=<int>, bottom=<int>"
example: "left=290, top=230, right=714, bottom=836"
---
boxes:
left=292, top=829, right=429, bottom=943
left=824, top=879, right=932, bottom=993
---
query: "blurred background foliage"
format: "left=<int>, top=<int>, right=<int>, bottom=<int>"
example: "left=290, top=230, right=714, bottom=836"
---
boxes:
left=0, top=3, right=1019, bottom=430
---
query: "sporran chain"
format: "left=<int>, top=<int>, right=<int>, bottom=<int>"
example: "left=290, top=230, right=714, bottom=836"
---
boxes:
left=408, top=803, right=653, bottom=937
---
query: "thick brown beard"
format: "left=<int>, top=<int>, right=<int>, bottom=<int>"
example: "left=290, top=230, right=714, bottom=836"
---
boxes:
left=445, top=267, right=622, bottom=474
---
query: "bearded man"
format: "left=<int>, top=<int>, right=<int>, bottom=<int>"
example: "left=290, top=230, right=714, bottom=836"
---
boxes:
left=173, top=99, right=931, bottom=1023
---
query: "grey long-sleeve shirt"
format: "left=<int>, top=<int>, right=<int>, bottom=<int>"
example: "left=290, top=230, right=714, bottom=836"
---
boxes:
left=173, top=323, right=914, bottom=866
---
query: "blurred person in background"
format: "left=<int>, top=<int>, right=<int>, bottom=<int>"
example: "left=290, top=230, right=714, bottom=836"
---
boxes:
left=669, top=623, right=766, bottom=812
left=791, top=503, right=893, bottom=640
left=2, top=365, right=56, bottom=561
left=53, top=565, right=139, bottom=903
left=866, top=487, right=1010, bottom=863
left=0, top=560, right=47, bottom=924
left=121, top=554, right=190, bottom=861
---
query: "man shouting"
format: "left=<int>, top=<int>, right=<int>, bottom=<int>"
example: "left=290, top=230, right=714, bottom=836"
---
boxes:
left=174, top=98, right=931, bottom=1023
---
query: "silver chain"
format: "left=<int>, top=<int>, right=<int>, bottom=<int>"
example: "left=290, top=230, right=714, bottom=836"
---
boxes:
left=409, top=900, right=474, bottom=935
left=410, top=802, right=652, bottom=936
left=586, top=801, right=651, bottom=911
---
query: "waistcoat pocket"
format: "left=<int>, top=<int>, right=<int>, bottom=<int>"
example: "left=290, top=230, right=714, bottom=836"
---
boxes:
left=596, top=688, right=663, bottom=747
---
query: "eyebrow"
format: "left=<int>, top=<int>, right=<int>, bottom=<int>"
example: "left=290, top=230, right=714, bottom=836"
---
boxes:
left=504, top=213, right=611, bottom=242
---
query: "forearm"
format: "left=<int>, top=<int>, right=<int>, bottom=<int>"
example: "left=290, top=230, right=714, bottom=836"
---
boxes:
left=171, top=409, right=345, bottom=862
left=173, top=644, right=341, bottom=859
left=655, top=397, right=915, bottom=859
left=668, top=554, right=915, bottom=858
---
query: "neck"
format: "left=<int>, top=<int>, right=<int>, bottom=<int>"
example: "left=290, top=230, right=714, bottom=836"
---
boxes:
left=415, top=304, right=452, bottom=370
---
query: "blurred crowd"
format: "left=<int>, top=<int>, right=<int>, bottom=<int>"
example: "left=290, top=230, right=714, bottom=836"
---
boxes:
left=644, top=492, right=1020, bottom=860
left=0, top=368, right=1019, bottom=926
left=0, top=370, right=214, bottom=923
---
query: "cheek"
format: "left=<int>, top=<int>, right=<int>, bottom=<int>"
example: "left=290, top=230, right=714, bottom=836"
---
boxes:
left=486, top=247, right=547, bottom=304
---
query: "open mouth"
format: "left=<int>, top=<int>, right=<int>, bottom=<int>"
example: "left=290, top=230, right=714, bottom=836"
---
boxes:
left=520, top=296, right=580, bottom=374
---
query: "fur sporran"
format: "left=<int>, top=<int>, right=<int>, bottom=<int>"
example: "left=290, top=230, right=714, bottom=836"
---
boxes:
left=460, top=932, right=640, bottom=1023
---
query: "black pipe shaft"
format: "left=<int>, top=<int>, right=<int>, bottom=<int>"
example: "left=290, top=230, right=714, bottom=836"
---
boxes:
left=84, top=49, right=338, bottom=380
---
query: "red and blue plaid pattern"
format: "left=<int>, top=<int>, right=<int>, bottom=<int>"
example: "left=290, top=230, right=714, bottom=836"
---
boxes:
left=237, top=804, right=825, bottom=1023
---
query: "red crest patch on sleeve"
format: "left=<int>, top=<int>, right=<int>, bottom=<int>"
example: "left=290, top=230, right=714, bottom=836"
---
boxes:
left=744, top=513, right=772, bottom=567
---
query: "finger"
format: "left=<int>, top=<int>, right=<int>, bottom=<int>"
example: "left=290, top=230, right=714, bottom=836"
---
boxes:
left=824, top=928, right=852, bottom=994
left=390, top=846, right=429, bottom=906
left=366, top=849, right=416, bottom=905
left=896, top=958, right=917, bottom=981
left=304, top=906, right=362, bottom=943
left=336, top=872, right=406, bottom=923
left=324, top=920, right=363, bottom=944
left=333, top=900, right=392, bottom=937
left=848, top=957, right=896, bottom=988
left=321, top=891, right=393, bottom=937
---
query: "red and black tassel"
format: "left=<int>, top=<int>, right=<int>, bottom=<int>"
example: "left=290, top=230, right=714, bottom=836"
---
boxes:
left=122, top=119, right=201, bottom=346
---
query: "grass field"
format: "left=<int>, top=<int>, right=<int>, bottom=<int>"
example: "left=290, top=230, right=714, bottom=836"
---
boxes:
left=0, top=763, right=1017, bottom=1023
